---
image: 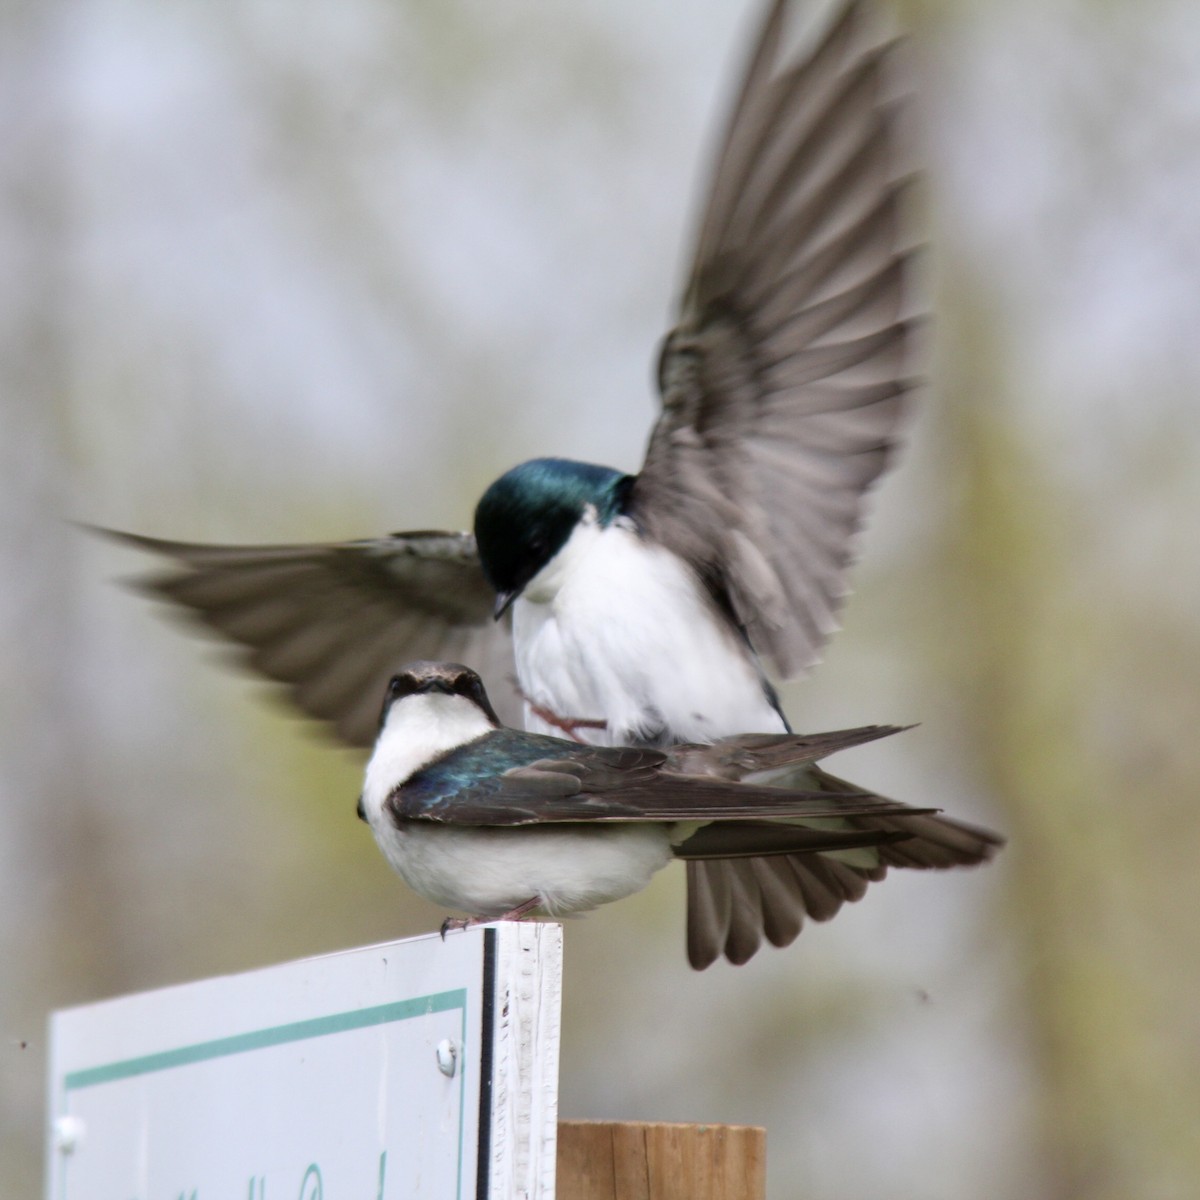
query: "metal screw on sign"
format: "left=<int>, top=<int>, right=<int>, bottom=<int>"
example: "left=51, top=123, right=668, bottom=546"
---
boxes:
left=435, top=1038, right=458, bottom=1077
left=53, top=1116, right=85, bottom=1155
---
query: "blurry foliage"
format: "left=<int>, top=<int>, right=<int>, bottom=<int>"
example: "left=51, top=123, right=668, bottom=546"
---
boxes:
left=935, top=266, right=1200, bottom=1199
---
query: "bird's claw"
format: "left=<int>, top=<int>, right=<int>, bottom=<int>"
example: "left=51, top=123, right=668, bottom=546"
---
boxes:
left=440, top=897, right=542, bottom=939
left=519, top=690, right=607, bottom=744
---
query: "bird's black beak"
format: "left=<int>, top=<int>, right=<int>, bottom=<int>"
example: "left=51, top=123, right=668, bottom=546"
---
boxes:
left=493, top=590, right=518, bottom=621
left=356, top=795, right=366, bottom=823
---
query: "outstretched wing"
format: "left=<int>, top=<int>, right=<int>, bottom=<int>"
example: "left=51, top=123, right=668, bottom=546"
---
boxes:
left=101, top=529, right=519, bottom=746
left=631, top=0, right=918, bottom=679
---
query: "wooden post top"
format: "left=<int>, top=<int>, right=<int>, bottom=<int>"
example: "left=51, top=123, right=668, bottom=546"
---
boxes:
left=557, top=1120, right=766, bottom=1200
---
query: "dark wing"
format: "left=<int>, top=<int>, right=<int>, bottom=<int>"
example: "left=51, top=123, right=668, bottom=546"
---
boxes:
left=805, top=765, right=1006, bottom=871
left=670, top=822, right=909, bottom=859
left=391, top=743, right=929, bottom=826
left=99, top=528, right=519, bottom=746
left=666, top=723, right=909, bottom=778
left=630, top=0, right=918, bottom=679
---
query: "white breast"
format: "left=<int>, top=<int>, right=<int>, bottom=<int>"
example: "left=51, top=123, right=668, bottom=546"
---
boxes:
left=513, top=518, right=787, bottom=745
left=371, top=821, right=675, bottom=919
left=359, top=686, right=676, bottom=918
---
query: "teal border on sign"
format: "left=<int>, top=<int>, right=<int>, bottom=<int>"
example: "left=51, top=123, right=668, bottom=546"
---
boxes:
left=62, top=988, right=467, bottom=1090
left=57, top=986, right=474, bottom=1199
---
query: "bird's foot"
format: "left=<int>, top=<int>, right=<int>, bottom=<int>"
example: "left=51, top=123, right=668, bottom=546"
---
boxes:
left=440, top=896, right=542, bottom=940
left=495, top=895, right=543, bottom=921
left=520, top=692, right=607, bottom=744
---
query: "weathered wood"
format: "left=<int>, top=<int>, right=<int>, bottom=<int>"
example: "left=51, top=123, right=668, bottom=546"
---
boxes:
left=557, top=1120, right=766, bottom=1200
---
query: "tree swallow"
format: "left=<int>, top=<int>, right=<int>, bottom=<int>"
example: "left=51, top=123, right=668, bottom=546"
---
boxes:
left=106, top=0, right=914, bottom=744
left=359, top=664, right=1002, bottom=967
left=99, top=2, right=974, bottom=966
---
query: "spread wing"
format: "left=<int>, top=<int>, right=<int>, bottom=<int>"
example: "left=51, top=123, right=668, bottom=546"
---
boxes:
left=630, top=0, right=919, bottom=679
left=101, top=529, right=519, bottom=745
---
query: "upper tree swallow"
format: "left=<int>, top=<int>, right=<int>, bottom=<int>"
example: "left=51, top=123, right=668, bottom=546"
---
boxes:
left=359, top=663, right=1000, bottom=967
left=100, top=2, right=976, bottom=966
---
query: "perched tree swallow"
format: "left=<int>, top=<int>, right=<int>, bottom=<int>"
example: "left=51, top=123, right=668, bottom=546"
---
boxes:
left=99, top=2, right=979, bottom=966
left=359, top=664, right=1002, bottom=967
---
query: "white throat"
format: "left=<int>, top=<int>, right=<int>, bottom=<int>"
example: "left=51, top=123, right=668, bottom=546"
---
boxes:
left=520, top=504, right=602, bottom=604
left=360, top=694, right=493, bottom=823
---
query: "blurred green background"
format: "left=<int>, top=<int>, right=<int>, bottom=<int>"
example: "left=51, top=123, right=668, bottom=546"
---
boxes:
left=3, top=1, right=1198, bottom=1197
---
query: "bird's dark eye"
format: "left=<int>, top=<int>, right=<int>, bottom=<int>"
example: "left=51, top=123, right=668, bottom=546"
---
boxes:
left=387, top=675, right=406, bottom=699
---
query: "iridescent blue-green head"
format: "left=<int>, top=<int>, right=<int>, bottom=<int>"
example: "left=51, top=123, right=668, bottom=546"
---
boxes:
left=473, top=457, right=633, bottom=618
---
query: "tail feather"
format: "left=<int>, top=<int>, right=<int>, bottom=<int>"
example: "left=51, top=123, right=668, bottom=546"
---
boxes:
left=686, top=860, right=732, bottom=969
left=753, top=857, right=807, bottom=949
left=724, top=863, right=766, bottom=966
left=687, top=850, right=886, bottom=969
left=790, top=852, right=877, bottom=920
left=684, top=769, right=1004, bottom=969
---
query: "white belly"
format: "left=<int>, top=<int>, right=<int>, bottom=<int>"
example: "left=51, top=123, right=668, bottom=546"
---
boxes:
left=513, top=522, right=786, bottom=745
left=370, top=820, right=674, bottom=918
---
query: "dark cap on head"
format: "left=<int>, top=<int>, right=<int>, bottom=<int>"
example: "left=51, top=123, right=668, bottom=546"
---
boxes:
left=380, top=661, right=502, bottom=726
left=473, top=458, right=633, bottom=617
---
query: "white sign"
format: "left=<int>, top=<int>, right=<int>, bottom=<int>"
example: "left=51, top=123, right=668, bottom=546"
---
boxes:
left=47, top=923, right=562, bottom=1200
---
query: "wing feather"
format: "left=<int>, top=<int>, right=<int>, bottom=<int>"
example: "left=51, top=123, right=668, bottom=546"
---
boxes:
left=99, top=528, right=518, bottom=745
left=632, top=0, right=917, bottom=682
left=390, top=731, right=934, bottom=826
left=392, top=768, right=925, bottom=825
